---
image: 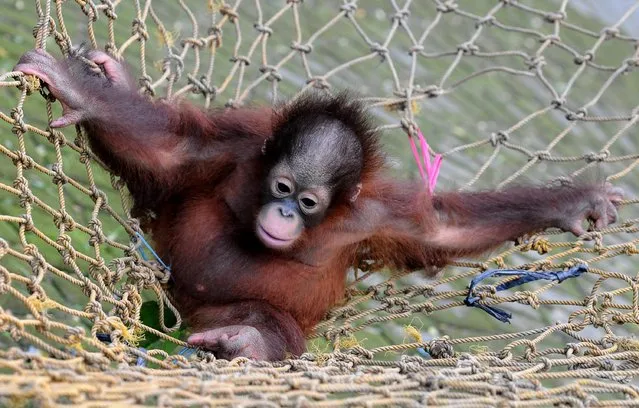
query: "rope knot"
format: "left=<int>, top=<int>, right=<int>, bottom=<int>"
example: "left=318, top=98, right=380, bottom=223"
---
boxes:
left=259, top=65, right=283, bottom=81
left=10, top=108, right=28, bottom=134
left=419, top=285, right=435, bottom=297
left=162, top=55, right=185, bottom=79
left=79, top=150, right=92, bottom=164
left=57, top=234, right=77, bottom=264
left=381, top=296, right=410, bottom=312
left=130, top=264, right=158, bottom=288
left=306, top=76, right=330, bottom=90
left=89, top=186, right=108, bottom=206
left=131, top=18, right=149, bottom=41
left=476, top=16, right=495, bottom=27
left=499, top=349, right=513, bottom=360
left=102, top=1, right=118, bottom=19
left=525, top=56, right=545, bottom=70
left=291, top=42, right=313, bottom=54
left=457, top=353, right=482, bottom=374
left=367, top=282, right=394, bottom=299
left=409, top=44, right=424, bottom=54
left=457, top=42, right=479, bottom=55
left=230, top=55, right=251, bottom=66
left=139, top=74, right=154, bottom=96
left=520, top=291, right=540, bottom=309
left=12, top=150, right=34, bottom=169
left=327, top=306, right=357, bottom=319
left=340, top=2, right=357, bottom=14
left=490, top=131, right=509, bottom=146
left=88, top=219, right=106, bottom=245
left=253, top=23, right=273, bottom=36
left=622, top=243, right=638, bottom=255
left=208, top=26, right=223, bottom=47
left=533, top=150, right=551, bottom=161
left=541, top=34, right=560, bottom=44
left=544, top=11, right=566, bottom=23
left=392, top=10, right=409, bottom=22
left=531, top=237, right=550, bottom=254
left=0, top=266, right=10, bottom=294
left=14, top=183, right=33, bottom=210
left=574, top=52, right=594, bottom=65
left=181, top=37, right=206, bottom=48
left=420, top=84, right=442, bottom=98
left=566, top=108, right=586, bottom=121
left=436, top=1, right=458, bottom=13
left=564, top=343, right=580, bottom=357
left=51, top=163, right=68, bottom=185
left=79, top=0, right=99, bottom=22
left=370, top=42, right=389, bottom=60
left=46, top=129, right=66, bottom=145
left=349, top=346, right=374, bottom=359
left=53, top=209, right=74, bottom=231
left=187, top=75, right=217, bottom=96
left=428, top=337, right=454, bottom=359
left=602, top=27, right=620, bottom=38
left=624, top=58, right=639, bottom=74
left=27, top=250, right=47, bottom=277
left=416, top=302, right=434, bottom=314
left=323, top=327, right=352, bottom=342
left=219, top=6, right=239, bottom=21
left=224, top=98, right=241, bottom=109
left=584, top=150, right=609, bottom=163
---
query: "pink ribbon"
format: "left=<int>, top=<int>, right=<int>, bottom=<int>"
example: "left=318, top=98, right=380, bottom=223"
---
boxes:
left=408, top=128, right=442, bottom=194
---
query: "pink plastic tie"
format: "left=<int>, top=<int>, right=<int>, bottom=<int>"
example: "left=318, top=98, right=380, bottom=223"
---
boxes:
left=409, top=128, right=442, bottom=194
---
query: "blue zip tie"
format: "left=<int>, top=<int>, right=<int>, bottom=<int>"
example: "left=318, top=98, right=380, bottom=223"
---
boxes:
left=178, top=347, right=197, bottom=358
left=464, top=264, right=587, bottom=323
left=134, top=231, right=171, bottom=271
left=136, top=347, right=148, bottom=367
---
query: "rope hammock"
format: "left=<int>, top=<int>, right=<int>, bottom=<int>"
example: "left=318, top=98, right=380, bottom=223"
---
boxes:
left=1, top=0, right=638, bottom=406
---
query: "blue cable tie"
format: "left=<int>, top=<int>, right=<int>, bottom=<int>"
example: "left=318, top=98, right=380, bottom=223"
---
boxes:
left=178, top=347, right=197, bottom=358
left=464, top=264, right=587, bottom=323
left=134, top=231, right=171, bottom=271
left=136, top=347, right=148, bottom=367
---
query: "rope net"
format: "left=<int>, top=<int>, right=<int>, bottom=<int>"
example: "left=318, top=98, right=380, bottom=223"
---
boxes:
left=0, top=0, right=638, bottom=406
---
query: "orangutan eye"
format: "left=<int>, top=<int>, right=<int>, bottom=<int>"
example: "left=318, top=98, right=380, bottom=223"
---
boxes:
left=277, top=182, right=291, bottom=194
left=301, top=197, right=316, bottom=208
left=272, top=177, right=293, bottom=198
left=299, top=193, right=320, bottom=214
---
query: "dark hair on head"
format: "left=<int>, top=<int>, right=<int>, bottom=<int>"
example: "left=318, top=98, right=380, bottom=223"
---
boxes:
left=265, top=91, right=384, bottom=183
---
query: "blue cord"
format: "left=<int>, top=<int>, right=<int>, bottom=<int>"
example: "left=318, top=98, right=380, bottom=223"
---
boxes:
left=134, top=231, right=171, bottom=271
left=136, top=347, right=147, bottom=366
left=464, top=264, right=587, bottom=323
left=178, top=347, right=197, bottom=358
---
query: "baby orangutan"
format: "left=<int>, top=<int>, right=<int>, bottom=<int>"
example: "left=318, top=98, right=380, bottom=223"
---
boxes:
left=15, top=48, right=623, bottom=360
